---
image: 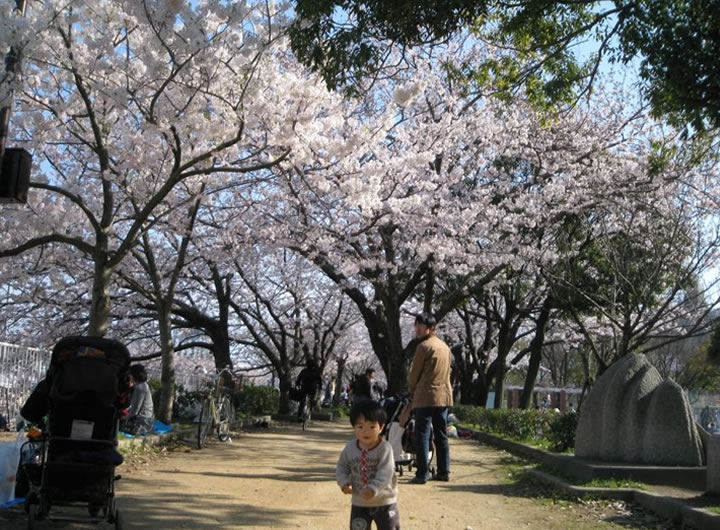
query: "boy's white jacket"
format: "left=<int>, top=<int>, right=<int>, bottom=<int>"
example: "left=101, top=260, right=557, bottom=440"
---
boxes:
left=336, top=439, right=399, bottom=507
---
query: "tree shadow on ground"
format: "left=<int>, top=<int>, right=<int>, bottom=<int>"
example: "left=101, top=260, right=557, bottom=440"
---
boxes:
left=154, top=465, right=334, bottom=483
left=0, top=492, right=310, bottom=530
left=440, top=455, right=683, bottom=530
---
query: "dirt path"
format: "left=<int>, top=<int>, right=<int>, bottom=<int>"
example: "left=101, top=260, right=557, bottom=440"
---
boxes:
left=1, top=421, right=680, bottom=529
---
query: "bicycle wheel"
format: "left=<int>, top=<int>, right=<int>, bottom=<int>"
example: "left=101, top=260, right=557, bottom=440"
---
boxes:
left=217, top=396, right=233, bottom=442
left=197, top=396, right=213, bottom=449
left=301, top=412, right=309, bottom=430
left=302, top=397, right=311, bottom=431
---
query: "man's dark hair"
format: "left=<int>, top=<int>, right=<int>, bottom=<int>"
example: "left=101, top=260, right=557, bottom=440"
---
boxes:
left=349, top=399, right=387, bottom=426
left=130, top=364, right=148, bottom=383
left=415, top=311, right=437, bottom=328
left=365, top=368, right=375, bottom=375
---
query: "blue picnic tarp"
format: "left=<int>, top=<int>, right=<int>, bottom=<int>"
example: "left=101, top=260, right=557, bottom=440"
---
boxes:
left=120, top=419, right=173, bottom=438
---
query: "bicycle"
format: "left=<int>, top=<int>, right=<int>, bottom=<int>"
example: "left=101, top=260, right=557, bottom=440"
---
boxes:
left=299, top=394, right=312, bottom=431
left=197, top=367, right=235, bottom=449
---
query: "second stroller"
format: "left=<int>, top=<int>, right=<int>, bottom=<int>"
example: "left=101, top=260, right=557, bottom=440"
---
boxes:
left=381, top=393, right=434, bottom=477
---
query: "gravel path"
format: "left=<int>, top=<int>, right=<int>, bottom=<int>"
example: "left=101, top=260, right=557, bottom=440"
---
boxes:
left=0, top=421, right=682, bottom=529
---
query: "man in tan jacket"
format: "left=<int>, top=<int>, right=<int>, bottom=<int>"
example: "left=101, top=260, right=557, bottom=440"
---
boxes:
left=407, top=312, right=453, bottom=484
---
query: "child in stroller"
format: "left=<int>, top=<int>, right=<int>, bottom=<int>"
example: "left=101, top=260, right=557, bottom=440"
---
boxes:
left=20, top=335, right=131, bottom=529
left=380, top=393, right=435, bottom=478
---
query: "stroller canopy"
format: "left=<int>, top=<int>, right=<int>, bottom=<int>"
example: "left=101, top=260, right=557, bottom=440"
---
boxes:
left=48, top=336, right=131, bottom=408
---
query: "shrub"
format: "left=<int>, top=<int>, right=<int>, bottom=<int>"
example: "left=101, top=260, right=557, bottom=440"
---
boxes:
left=546, top=410, right=578, bottom=452
left=174, top=385, right=205, bottom=415
left=453, top=405, right=576, bottom=451
left=234, top=384, right=279, bottom=416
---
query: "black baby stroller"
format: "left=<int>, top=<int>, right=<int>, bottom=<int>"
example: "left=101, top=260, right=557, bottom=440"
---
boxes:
left=21, top=336, right=130, bottom=529
left=381, top=393, right=434, bottom=477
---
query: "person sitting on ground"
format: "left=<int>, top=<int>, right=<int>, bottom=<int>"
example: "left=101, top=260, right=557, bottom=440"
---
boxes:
left=295, top=359, right=323, bottom=422
left=336, top=399, right=400, bottom=530
left=120, top=364, right=154, bottom=435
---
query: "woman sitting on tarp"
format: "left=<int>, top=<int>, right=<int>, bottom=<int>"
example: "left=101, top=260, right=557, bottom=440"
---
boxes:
left=120, top=364, right=154, bottom=435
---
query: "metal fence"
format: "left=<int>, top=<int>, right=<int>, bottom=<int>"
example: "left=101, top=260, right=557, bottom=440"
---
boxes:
left=0, top=342, right=217, bottom=428
left=0, top=342, right=50, bottom=428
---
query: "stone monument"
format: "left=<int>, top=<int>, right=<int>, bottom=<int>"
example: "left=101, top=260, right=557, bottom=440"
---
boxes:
left=575, top=353, right=703, bottom=466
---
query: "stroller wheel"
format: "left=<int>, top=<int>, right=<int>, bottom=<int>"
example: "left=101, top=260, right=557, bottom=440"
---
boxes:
left=27, top=503, right=38, bottom=530
left=114, top=509, right=123, bottom=530
left=23, top=492, right=36, bottom=514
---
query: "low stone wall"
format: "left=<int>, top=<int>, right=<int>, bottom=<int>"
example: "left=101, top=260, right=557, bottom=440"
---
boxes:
left=472, top=429, right=705, bottom=489
left=465, top=426, right=720, bottom=530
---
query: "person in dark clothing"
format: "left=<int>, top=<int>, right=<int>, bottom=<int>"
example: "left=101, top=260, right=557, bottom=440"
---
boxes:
left=296, top=359, right=323, bottom=422
left=352, top=368, right=375, bottom=404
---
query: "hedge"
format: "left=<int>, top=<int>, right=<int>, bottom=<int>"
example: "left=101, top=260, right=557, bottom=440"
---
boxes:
left=453, top=405, right=578, bottom=452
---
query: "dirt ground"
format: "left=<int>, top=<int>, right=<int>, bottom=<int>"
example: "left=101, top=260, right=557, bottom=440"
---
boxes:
left=0, top=421, right=681, bottom=529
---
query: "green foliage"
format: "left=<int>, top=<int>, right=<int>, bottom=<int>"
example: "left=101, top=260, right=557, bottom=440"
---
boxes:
left=325, top=405, right=350, bottom=419
left=148, top=378, right=162, bottom=392
left=620, top=0, right=720, bottom=133
left=289, top=0, right=720, bottom=134
left=233, top=384, right=279, bottom=416
left=174, top=385, right=205, bottom=417
left=453, top=405, right=577, bottom=452
left=545, top=410, right=577, bottom=452
left=288, top=0, right=488, bottom=91
left=706, top=325, right=720, bottom=365
left=677, top=339, right=720, bottom=393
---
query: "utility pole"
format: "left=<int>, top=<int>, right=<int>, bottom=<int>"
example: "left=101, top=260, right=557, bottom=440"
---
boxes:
left=0, top=0, right=31, bottom=203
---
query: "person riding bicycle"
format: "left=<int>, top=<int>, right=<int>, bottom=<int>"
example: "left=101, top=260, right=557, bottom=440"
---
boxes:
left=295, top=359, right=323, bottom=422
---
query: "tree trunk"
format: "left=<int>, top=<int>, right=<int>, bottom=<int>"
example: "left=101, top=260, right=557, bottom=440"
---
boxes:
left=363, top=307, right=407, bottom=395
left=519, top=299, right=552, bottom=409
left=156, top=300, right=176, bottom=424
left=450, top=345, right=476, bottom=405
left=493, top=363, right=506, bottom=409
left=473, top=370, right=490, bottom=407
left=278, top=371, right=292, bottom=414
left=88, top=258, right=112, bottom=337
left=333, top=356, right=346, bottom=404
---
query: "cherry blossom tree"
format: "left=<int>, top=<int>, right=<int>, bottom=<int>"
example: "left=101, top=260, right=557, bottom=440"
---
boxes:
left=0, top=0, right=336, bottom=337
left=114, top=181, right=205, bottom=422
left=228, top=246, right=359, bottom=413
left=251, top=37, right=720, bottom=394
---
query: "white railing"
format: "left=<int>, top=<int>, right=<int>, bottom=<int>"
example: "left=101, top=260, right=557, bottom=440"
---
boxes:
left=0, top=342, right=50, bottom=428
left=0, top=341, right=218, bottom=428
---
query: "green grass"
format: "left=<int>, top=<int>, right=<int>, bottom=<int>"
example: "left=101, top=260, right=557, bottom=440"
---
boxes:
left=705, top=506, right=720, bottom=514
left=532, top=462, right=647, bottom=490
left=578, top=478, right=647, bottom=490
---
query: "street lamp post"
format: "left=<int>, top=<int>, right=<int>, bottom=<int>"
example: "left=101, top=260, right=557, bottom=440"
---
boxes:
left=0, top=0, right=31, bottom=204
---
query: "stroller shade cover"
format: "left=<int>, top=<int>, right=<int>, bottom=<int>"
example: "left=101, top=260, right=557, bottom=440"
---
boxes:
left=48, top=336, right=130, bottom=409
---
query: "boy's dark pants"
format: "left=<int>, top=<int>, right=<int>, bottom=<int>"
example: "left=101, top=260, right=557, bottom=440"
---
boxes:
left=350, top=503, right=400, bottom=530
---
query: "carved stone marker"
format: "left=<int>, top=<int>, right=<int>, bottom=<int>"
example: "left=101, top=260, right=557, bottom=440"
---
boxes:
left=575, top=353, right=703, bottom=466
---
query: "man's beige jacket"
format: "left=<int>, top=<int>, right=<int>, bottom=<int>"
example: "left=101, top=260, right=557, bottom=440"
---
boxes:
left=408, top=334, right=453, bottom=409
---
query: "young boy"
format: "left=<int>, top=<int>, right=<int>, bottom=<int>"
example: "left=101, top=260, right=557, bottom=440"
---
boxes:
left=336, top=399, right=400, bottom=530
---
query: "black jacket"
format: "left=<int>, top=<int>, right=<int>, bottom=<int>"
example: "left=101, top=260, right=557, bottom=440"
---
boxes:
left=297, top=366, right=322, bottom=395
left=352, top=374, right=373, bottom=401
